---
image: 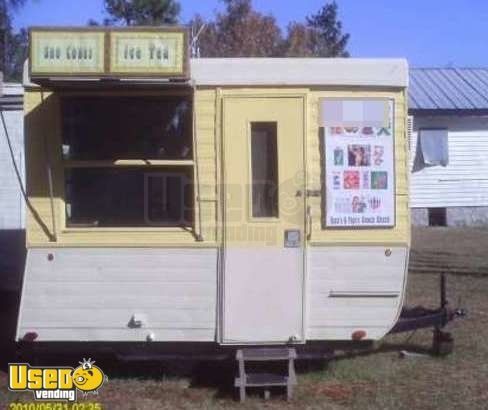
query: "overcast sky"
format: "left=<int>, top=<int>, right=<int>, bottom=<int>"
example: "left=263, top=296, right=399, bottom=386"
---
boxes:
left=12, top=0, right=488, bottom=67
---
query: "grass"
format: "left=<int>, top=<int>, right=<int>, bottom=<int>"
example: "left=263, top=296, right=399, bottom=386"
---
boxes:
left=1, top=227, right=488, bottom=409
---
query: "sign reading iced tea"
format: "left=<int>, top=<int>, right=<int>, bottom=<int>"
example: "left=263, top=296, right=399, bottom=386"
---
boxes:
left=110, top=30, right=186, bottom=75
left=320, top=99, right=395, bottom=228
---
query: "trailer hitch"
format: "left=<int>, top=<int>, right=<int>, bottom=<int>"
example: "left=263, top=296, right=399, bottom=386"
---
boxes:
left=389, top=273, right=466, bottom=355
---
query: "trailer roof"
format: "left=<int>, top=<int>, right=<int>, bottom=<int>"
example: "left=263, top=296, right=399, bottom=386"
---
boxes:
left=191, top=58, right=408, bottom=88
left=23, top=58, right=409, bottom=88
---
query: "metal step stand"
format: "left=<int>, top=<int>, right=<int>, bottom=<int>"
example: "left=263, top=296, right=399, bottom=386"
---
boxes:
left=235, top=348, right=297, bottom=402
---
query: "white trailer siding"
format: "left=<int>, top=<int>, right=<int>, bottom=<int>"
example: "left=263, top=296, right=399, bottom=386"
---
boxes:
left=306, top=246, right=408, bottom=340
left=19, top=246, right=409, bottom=343
left=17, top=248, right=218, bottom=342
left=410, top=116, right=488, bottom=208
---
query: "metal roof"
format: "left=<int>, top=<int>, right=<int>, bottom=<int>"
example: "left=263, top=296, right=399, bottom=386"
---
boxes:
left=409, top=68, right=488, bottom=111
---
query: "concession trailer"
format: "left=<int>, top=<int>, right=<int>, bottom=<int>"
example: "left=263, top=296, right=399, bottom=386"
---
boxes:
left=16, top=26, right=423, bottom=356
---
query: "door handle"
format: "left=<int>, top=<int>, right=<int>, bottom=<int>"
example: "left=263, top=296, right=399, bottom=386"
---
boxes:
left=306, top=206, right=312, bottom=241
left=296, top=190, right=303, bottom=197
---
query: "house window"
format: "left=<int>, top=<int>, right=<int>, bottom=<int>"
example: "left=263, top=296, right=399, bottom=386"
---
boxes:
left=413, top=128, right=449, bottom=172
left=62, top=95, right=194, bottom=228
left=428, top=208, right=447, bottom=227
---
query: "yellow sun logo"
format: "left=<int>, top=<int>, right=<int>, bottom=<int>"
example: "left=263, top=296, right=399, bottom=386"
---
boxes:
left=71, top=358, right=106, bottom=394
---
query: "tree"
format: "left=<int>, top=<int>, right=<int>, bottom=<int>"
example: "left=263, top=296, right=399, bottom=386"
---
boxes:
left=191, top=0, right=282, bottom=58
left=305, top=1, right=350, bottom=57
left=282, top=1, right=349, bottom=57
left=0, top=0, right=28, bottom=81
left=102, top=0, right=181, bottom=26
left=3, top=28, right=27, bottom=81
left=282, top=22, right=314, bottom=57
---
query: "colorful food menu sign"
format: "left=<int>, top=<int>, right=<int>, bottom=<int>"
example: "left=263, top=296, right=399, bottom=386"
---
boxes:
left=29, top=27, right=189, bottom=79
left=320, top=99, right=395, bottom=228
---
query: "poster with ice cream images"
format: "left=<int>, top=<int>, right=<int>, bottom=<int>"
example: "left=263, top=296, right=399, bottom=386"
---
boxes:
left=320, top=99, right=395, bottom=228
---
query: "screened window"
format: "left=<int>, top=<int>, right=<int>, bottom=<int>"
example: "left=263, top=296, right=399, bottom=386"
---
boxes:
left=65, top=168, right=193, bottom=228
left=250, top=122, right=279, bottom=218
left=62, top=97, right=192, bottom=160
left=62, top=95, right=194, bottom=228
left=415, top=128, right=449, bottom=169
left=144, top=173, right=193, bottom=226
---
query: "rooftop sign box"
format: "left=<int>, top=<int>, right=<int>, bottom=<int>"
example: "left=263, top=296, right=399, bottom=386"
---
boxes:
left=29, top=27, right=189, bottom=80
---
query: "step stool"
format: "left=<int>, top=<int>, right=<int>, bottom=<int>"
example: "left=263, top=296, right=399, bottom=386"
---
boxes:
left=234, top=348, right=297, bottom=402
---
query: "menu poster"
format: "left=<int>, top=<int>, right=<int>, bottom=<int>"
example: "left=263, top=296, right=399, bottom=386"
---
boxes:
left=320, top=99, right=395, bottom=228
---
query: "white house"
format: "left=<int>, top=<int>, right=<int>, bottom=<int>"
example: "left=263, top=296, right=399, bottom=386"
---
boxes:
left=0, top=80, right=25, bottom=292
left=409, top=68, right=488, bottom=226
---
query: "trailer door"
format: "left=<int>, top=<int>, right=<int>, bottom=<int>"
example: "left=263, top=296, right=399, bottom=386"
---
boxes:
left=222, top=97, right=305, bottom=344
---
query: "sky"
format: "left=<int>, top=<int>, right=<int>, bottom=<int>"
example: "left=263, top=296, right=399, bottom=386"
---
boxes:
left=11, top=0, right=488, bottom=67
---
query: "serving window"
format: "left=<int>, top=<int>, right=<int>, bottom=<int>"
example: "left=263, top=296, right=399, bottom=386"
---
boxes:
left=61, top=95, right=195, bottom=229
left=62, top=96, right=192, bottom=160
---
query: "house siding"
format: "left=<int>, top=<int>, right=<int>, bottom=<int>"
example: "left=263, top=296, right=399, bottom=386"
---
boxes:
left=410, top=115, right=488, bottom=226
left=0, top=83, right=25, bottom=292
left=0, top=87, right=25, bottom=230
left=410, top=116, right=488, bottom=208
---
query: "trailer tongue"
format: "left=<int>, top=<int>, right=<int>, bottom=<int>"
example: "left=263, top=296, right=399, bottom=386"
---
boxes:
left=389, top=273, right=466, bottom=355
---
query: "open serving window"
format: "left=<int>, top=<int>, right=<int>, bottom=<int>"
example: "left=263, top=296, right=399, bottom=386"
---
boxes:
left=320, top=99, right=396, bottom=228
left=27, top=27, right=197, bottom=231
left=62, top=94, right=195, bottom=229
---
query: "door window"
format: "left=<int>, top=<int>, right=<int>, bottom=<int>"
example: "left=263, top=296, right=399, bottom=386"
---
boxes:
left=250, top=122, right=279, bottom=218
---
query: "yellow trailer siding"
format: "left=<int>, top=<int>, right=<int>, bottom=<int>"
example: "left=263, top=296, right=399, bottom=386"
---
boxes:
left=24, top=86, right=408, bottom=248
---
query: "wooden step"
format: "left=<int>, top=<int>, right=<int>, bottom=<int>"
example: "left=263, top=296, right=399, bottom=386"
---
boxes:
left=235, top=348, right=297, bottom=402
left=235, top=373, right=292, bottom=387
left=237, top=348, right=296, bottom=361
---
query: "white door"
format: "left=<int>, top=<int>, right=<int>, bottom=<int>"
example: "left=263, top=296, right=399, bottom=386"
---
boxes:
left=222, top=97, right=305, bottom=344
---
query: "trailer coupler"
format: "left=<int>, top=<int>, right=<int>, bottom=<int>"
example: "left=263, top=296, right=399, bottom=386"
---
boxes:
left=389, top=273, right=466, bottom=355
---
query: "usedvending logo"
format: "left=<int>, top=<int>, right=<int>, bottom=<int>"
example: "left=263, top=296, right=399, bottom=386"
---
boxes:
left=8, top=358, right=107, bottom=402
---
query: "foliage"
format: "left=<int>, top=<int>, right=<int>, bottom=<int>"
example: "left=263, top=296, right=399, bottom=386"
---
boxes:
left=192, top=0, right=349, bottom=58
left=0, top=0, right=28, bottom=81
left=282, top=22, right=315, bottom=57
left=305, top=1, right=350, bottom=57
left=102, top=0, right=181, bottom=26
left=190, top=0, right=282, bottom=58
left=3, top=28, right=27, bottom=81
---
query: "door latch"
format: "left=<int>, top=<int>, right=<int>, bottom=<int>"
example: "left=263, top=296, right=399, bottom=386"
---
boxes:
left=284, top=230, right=301, bottom=248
